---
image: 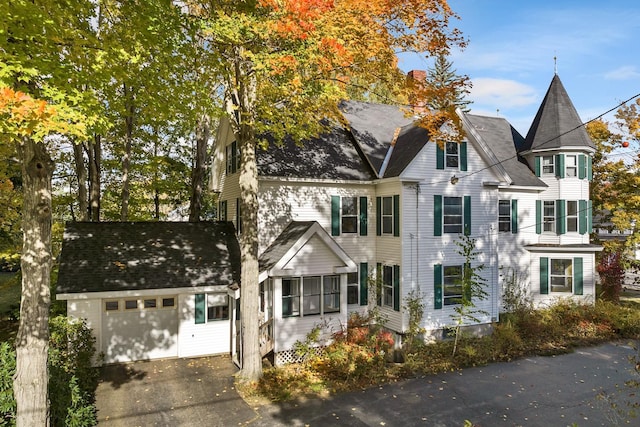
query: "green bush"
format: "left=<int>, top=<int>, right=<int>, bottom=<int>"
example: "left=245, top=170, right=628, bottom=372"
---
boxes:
left=0, top=343, right=16, bottom=426
left=0, top=316, right=99, bottom=427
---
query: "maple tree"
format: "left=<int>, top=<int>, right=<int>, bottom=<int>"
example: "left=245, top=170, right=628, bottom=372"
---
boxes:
left=183, top=0, right=468, bottom=380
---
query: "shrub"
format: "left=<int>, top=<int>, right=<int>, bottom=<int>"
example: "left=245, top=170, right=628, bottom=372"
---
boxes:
left=0, top=342, right=16, bottom=426
left=0, top=316, right=99, bottom=427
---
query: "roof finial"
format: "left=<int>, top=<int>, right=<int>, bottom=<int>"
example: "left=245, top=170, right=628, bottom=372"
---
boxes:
left=554, top=54, right=558, bottom=75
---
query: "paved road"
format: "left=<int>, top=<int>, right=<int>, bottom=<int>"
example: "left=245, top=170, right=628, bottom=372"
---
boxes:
left=97, top=341, right=639, bottom=426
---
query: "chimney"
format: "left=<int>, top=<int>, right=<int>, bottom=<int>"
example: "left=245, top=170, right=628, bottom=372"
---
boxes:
left=407, top=70, right=427, bottom=114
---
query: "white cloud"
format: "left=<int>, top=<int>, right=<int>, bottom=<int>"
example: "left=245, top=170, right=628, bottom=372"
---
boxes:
left=470, top=78, right=538, bottom=109
left=604, top=66, right=640, bottom=81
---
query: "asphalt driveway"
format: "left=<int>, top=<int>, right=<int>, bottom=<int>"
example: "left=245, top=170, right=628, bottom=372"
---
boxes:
left=96, top=342, right=640, bottom=426
left=96, top=355, right=259, bottom=426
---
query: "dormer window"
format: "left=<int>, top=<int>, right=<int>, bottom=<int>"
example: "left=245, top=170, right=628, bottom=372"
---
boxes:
left=542, top=155, right=554, bottom=175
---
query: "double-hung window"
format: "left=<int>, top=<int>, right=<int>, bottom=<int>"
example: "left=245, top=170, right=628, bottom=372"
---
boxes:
left=347, top=272, right=359, bottom=305
left=381, top=265, right=393, bottom=308
left=382, top=196, right=394, bottom=234
left=444, top=197, right=463, bottom=233
left=566, top=155, right=577, bottom=177
left=550, top=259, right=572, bottom=293
left=566, top=201, right=578, bottom=232
left=445, top=142, right=459, bottom=168
left=542, top=155, right=555, bottom=175
left=341, top=197, right=358, bottom=233
left=498, top=200, right=511, bottom=232
left=282, top=278, right=301, bottom=317
left=226, top=141, right=240, bottom=174
left=543, top=201, right=555, bottom=232
left=443, top=265, right=463, bottom=306
left=323, top=275, right=340, bottom=313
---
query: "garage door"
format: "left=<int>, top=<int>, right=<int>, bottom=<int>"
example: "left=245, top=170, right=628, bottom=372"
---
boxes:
left=101, top=296, right=179, bottom=363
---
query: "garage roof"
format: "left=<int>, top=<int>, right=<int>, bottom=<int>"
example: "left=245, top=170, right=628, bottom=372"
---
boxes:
left=57, top=221, right=241, bottom=294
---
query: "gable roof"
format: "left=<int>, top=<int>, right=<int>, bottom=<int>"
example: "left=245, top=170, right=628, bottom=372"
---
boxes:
left=57, top=221, right=241, bottom=295
left=464, top=113, right=547, bottom=187
left=382, top=123, right=430, bottom=178
left=340, top=100, right=415, bottom=176
left=523, top=74, right=595, bottom=152
left=258, top=125, right=376, bottom=181
left=258, top=221, right=356, bottom=282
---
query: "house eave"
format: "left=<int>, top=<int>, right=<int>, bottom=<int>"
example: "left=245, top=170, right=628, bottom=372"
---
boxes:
left=56, top=283, right=232, bottom=300
left=258, top=175, right=375, bottom=185
left=525, top=244, right=604, bottom=253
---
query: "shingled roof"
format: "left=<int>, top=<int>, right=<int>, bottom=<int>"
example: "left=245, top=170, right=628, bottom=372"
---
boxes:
left=57, top=222, right=241, bottom=294
left=464, top=114, right=547, bottom=187
left=523, top=74, right=595, bottom=152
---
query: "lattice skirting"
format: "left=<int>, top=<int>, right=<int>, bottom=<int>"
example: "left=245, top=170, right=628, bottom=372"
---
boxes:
left=274, top=346, right=325, bottom=366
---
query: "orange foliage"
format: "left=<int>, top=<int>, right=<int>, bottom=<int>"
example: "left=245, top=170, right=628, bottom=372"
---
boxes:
left=0, top=87, right=58, bottom=140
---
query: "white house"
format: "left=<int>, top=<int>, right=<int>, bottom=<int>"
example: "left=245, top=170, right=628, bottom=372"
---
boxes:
left=56, top=74, right=602, bottom=365
left=211, top=73, right=602, bottom=364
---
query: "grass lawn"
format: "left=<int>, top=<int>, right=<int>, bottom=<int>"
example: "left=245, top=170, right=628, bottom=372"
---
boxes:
left=0, top=271, right=20, bottom=342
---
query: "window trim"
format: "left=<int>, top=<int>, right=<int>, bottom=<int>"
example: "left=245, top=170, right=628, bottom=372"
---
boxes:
left=549, top=258, right=573, bottom=293
left=498, top=200, right=511, bottom=232
left=566, top=200, right=578, bottom=232
left=445, top=142, right=459, bottom=168
left=207, top=293, right=230, bottom=321
left=225, top=141, right=240, bottom=174
left=542, top=155, right=555, bottom=175
left=347, top=271, right=359, bottom=305
left=565, top=155, right=577, bottom=177
left=543, top=200, right=555, bottom=233
left=341, top=196, right=358, bottom=234
left=443, top=265, right=463, bottom=306
left=283, top=274, right=342, bottom=317
left=443, top=196, right=463, bottom=234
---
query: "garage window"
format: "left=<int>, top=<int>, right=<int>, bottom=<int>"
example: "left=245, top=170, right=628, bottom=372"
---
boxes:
left=125, top=300, right=138, bottom=310
left=143, top=298, right=157, bottom=309
left=105, top=301, right=119, bottom=311
left=162, top=297, right=175, bottom=308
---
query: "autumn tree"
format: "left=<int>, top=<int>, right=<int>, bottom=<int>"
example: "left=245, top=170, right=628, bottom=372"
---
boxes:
left=1, top=1, right=97, bottom=424
left=183, top=0, right=468, bottom=381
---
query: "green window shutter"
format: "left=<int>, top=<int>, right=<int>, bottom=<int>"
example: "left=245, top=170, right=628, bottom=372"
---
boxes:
left=463, top=195, right=471, bottom=236
left=376, top=197, right=381, bottom=236
left=359, top=262, right=368, bottom=306
left=511, top=199, right=518, bottom=233
left=434, top=195, right=442, bottom=236
left=434, top=264, right=443, bottom=309
left=436, top=144, right=444, bottom=169
left=331, top=195, right=340, bottom=236
left=535, top=156, right=541, bottom=177
left=578, top=154, right=586, bottom=179
left=393, top=265, right=400, bottom=311
left=460, top=141, right=468, bottom=171
left=393, top=194, right=400, bottom=237
left=573, top=257, right=583, bottom=295
left=588, top=200, right=593, bottom=233
left=359, top=196, right=368, bottom=236
left=463, top=263, right=472, bottom=302
left=195, top=293, right=205, bottom=324
left=556, top=199, right=566, bottom=235
left=376, top=263, right=382, bottom=306
left=535, top=200, right=542, bottom=234
left=587, top=156, right=593, bottom=181
left=579, top=200, right=588, bottom=234
left=555, top=154, right=565, bottom=178
left=231, top=141, right=238, bottom=173
left=540, top=257, right=549, bottom=295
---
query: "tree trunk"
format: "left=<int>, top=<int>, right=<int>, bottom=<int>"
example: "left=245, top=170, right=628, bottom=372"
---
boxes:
left=121, top=83, right=135, bottom=221
left=14, top=137, right=53, bottom=427
left=87, top=135, right=101, bottom=221
left=229, top=50, right=262, bottom=381
left=72, top=141, right=88, bottom=221
left=189, top=114, right=210, bottom=222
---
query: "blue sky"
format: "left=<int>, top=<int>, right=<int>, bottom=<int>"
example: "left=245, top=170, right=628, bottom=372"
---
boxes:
left=398, top=0, right=640, bottom=135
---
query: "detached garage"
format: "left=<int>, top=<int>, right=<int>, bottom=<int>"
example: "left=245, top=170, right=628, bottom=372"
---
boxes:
left=56, top=221, right=241, bottom=364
